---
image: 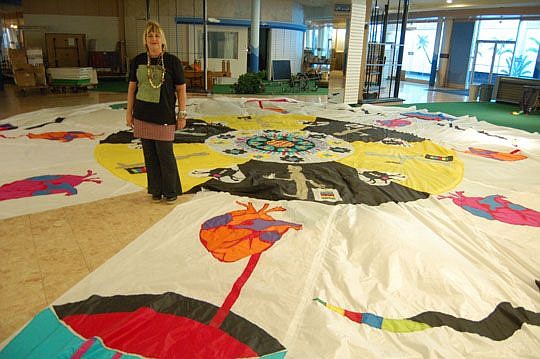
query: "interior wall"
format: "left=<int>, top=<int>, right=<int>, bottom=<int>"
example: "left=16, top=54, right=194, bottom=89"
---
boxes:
left=20, top=0, right=119, bottom=16
left=268, top=28, right=303, bottom=79
left=446, top=20, right=474, bottom=88
left=124, top=0, right=304, bottom=79
left=303, top=5, right=333, bottom=22
left=23, top=14, right=119, bottom=52
left=143, top=0, right=301, bottom=23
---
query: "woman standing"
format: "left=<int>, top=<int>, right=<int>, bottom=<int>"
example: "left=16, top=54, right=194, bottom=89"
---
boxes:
left=126, top=20, right=187, bottom=204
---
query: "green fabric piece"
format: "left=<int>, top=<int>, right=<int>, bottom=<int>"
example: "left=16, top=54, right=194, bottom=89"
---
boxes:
left=136, top=64, right=163, bottom=103
left=381, top=318, right=431, bottom=333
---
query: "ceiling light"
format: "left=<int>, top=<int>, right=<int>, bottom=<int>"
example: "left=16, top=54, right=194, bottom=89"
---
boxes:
left=446, top=0, right=453, bottom=3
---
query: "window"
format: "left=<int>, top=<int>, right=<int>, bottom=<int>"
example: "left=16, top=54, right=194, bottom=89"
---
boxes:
left=304, top=24, right=333, bottom=59
left=402, top=21, right=439, bottom=80
left=477, top=19, right=519, bottom=41
left=471, top=18, right=540, bottom=81
left=511, top=20, right=540, bottom=79
left=198, top=31, right=238, bottom=59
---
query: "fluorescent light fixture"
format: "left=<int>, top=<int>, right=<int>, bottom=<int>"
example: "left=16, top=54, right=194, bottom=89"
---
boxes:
left=446, top=0, right=453, bottom=3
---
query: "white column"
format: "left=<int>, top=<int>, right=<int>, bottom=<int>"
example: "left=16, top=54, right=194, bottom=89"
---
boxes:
left=250, top=0, right=260, bottom=73
left=436, top=18, right=454, bottom=88
left=343, top=0, right=367, bottom=104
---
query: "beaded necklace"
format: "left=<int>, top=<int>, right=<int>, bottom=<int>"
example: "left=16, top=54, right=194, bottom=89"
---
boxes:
left=147, top=52, right=165, bottom=89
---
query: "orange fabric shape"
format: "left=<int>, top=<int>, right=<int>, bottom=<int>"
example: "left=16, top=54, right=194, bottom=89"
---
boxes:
left=200, top=202, right=302, bottom=262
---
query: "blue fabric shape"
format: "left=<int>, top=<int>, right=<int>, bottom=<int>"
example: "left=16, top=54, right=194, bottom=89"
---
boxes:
left=479, top=195, right=503, bottom=210
left=508, top=203, right=526, bottom=211
left=28, top=175, right=62, bottom=181
left=0, top=308, right=138, bottom=358
left=261, top=349, right=287, bottom=359
left=463, top=205, right=494, bottom=220
left=260, top=231, right=280, bottom=242
left=361, top=312, right=383, bottom=329
left=0, top=308, right=83, bottom=358
left=201, top=213, right=232, bottom=229
left=33, top=183, right=77, bottom=196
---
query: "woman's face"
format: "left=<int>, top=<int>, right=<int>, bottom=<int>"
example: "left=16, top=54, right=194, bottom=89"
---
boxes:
left=146, top=30, right=162, bottom=53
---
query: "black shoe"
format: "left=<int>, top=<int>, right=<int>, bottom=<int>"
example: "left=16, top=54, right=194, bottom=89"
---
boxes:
left=165, top=195, right=177, bottom=205
left=152, top=194, right=162, bottom=202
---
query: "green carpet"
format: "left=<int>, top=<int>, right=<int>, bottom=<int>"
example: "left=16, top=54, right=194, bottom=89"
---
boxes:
left=398, top=102, right=540, bottom=133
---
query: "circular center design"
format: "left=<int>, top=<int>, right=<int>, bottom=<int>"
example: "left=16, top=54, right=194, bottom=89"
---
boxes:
left=247, top=133, right=316, bottom=153
left=206, top=130, right=353, bottom=163
left=265, top=139, right=295, bottom=148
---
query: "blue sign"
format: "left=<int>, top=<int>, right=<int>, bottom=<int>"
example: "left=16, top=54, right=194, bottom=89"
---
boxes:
left=335, top=4, right=351, bottom=13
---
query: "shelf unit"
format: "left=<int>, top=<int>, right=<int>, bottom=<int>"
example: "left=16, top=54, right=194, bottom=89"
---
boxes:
left=363, top=0, right=409, bottom=103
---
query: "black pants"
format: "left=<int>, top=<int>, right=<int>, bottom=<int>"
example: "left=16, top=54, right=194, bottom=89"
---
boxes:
left=141, top=138, right=182, bottom=197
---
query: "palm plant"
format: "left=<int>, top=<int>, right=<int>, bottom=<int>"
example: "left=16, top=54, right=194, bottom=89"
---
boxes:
left=416, top=34, right=432, bottom=65
left=502, top=55, right=532, bottom=77
left=526, top=37, right=540, bottom=54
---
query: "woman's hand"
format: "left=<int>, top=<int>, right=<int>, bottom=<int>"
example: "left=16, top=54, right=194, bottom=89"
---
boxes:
left=126, top=113, right=134, bottom=128
left=176, top=111, right=187, bottom=130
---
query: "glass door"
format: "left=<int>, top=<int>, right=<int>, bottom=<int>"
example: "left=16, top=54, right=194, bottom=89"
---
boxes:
left=469, top=40, right=515, bottom=85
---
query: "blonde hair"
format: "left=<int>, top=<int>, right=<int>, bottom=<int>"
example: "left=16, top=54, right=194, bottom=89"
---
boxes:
left=143, top=20, right=167, bottom=52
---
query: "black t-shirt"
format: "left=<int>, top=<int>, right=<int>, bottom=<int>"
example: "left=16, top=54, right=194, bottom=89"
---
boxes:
left=129, top=52, right=185, bottom=125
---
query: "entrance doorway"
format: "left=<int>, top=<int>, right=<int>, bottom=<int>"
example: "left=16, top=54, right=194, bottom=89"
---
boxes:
left=469, top=40, right=516, bottom=86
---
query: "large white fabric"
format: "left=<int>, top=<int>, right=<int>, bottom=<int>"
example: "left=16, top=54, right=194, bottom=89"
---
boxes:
left=0, top=97, right=539, bottom=357
left=47, top=191, right=540, bottom=357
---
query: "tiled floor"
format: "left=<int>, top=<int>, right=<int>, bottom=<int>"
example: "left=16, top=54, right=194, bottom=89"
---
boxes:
left=0, top=81, right=466, bottom=343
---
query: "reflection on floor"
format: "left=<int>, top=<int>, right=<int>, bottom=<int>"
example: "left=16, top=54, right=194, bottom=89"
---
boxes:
left=327, top=70, right=468, bottom=104
left=0, top=80, right=466, bottom=342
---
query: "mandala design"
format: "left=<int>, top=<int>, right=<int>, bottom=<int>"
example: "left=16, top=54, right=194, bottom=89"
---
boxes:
left=206, top=129, right=354, bottom=163
left=95, top=114, right=463, bottom=206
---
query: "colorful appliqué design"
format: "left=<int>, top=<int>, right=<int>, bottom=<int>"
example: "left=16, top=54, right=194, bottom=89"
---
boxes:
left=200, top=201, right=301, bottom=337
left=376, top=119, right=412, bottom=127
left=0, top=123, right=17, bottom=131
left=464, top=147, right=527, bottom=161
left=314, top=298, right=540, bottom=341
left=438, top=191, right=540, bottom=227
left=206, top=129, right=353, bottom=163
left=0, top=131, right=103, bottom=142
left=0, top=293, right=286, bottom=359
left=402, top=111, right=455, bottom=122
left=0, top=170, right=102, bottom=201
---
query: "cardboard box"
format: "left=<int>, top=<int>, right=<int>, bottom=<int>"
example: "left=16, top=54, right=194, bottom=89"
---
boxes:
left=33, top=64, right=47, bottom=85
left=26, top=48, right=43, bottom=57
left=8, top=48, right=28, bottom=70
left=27, top=48, right=44, bottom=65
left=14, top=69, right=36, bottom=87
left=17, top=63, right=34, bottom=72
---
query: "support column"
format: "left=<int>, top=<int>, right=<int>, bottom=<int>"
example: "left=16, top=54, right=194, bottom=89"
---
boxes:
left=393, top=0, right=409, bottom=98
left=250, top=0, right=260, bottom=73
left=436, top=18, right=453, bottom=87
left=343, top=0, right=368, bottom=104
left=428, top=17, right=444, bottom=88
left=203, top=0, right=208, bottom=91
